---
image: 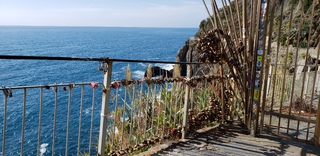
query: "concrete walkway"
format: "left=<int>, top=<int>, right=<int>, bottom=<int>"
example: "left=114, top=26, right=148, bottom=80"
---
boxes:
left=138, top=123, right=320, bottom=156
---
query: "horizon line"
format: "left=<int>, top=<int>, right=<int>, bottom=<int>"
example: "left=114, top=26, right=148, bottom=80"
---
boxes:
left=0, top=25, right=199, bottom=29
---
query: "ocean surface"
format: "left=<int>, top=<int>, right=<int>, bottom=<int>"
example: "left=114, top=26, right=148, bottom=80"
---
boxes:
left=0, top=26, right=197, bottom=155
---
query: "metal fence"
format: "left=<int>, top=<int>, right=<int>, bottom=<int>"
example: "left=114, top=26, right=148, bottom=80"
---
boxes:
left=0, top=82, right=102, bottom=155
left=257, top=0, right=320, bottom=146
left=0, top=55, right=245, bottom=155
left=2, top=0, right=320, bottom=155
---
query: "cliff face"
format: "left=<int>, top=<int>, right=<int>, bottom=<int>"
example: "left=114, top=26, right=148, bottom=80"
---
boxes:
left=272, top=0, right=320, bottom=47
left=175, top=38, right=211, bottom=77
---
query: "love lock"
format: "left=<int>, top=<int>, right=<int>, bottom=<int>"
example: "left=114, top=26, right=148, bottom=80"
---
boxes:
left=110, top=81, right=120, bottom=89
left=90, top=82, right=99, bottom=89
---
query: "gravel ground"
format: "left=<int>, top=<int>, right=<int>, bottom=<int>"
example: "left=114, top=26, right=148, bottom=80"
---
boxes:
left=138, top=122, right=320, bottom=156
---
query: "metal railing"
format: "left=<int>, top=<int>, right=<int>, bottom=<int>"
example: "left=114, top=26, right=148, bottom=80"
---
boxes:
left=0, top=54, right=246, bottom=155
left=0, top=55, right=208, bottom=156
left=0, top=82, right=102, bottom=155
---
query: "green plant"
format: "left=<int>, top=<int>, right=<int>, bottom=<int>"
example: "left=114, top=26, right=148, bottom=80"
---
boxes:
left=279, top=34, right=288, bottom=46
left=303, top=0, right=313, bottom=12
left=288, top=51, right=294, bottom=64
left=299, top=40, right=308, bottom=48
left=301, top=52, right=306, bottom=59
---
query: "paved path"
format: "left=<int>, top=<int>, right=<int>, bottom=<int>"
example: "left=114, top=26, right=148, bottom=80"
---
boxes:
left=138, top=123, right=320, bottom=156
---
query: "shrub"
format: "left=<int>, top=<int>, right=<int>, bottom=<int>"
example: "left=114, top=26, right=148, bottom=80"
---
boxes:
left=279, top=34, right=288, bottom=46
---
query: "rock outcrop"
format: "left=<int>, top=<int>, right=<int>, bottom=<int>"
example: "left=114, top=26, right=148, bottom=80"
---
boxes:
left=174, top=38, right=211, bottom=77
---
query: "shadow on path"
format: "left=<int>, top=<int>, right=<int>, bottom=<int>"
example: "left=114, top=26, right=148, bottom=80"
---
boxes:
left=142, top=122, right=320, bottom=156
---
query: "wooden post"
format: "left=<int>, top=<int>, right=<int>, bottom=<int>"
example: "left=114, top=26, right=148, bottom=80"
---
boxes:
left=182, top=64, right=191, bottom=139
left=98, top=61, right=112, bottom=156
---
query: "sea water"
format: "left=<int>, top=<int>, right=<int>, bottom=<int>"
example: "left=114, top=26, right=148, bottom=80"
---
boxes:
left=0, top=26, right=197, bottom=155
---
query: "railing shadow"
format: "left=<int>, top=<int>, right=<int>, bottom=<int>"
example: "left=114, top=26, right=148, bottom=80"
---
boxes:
left=146, top=122, right=320, bottom=156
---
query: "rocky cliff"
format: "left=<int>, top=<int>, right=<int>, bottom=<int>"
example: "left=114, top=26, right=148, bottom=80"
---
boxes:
left=174, top=38, right=212, bottom=77
left=174, top=0, right=319, bottom=77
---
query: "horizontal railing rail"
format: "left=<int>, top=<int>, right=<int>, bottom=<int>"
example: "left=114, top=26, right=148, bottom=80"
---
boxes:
left=0, top=55, right=202, bottom=64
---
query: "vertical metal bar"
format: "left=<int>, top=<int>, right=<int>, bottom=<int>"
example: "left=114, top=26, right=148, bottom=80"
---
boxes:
left=77, top=85, right=84, bottom=155
left=112, top=87, right=119, bottom=149
left=220, top=64, right=225, bottom=122
left=179, top=84, right=183, bottom=126
left=157, top=84, right=162, bottom=136
left=89, top=88, right=96, bottom=155
left=21, top=88, right=26, bottom=156
left=296, top=0, right=309, bottom=139
left=202, top=0, right=214, bottom=27
left=120, top=88, right=126, bottom=149
left=169, top=83, right=173, bottom=129
left=307, top=54, right=320, bottom=140
left=144, top=85, right=150, bottom=139
left=173, top=82, right=178, bottom=129
left=269, top=0, right=284, bottom=128
left=137, top=82, right=143, bottom=144
left=307, top=46, right=320, bottom=147
left=182, top=64, right=191, bottom=139
left=242, top=0, right=248, bottom=125
left=162, top=82, right=168, bottom=136
left=315, top=93, right=320, bottom=146
left=65, top=85, right=72, bottom=156
left=129, top=84, right=135, bottom=145
left=220, top=0, right=234, bottom=40
left=2, top=93, right=8, bottom=156
left=286, top=0, right=304, bottom=135
left=151, top=84, right=156, bottom=137
left=227, top=0, right=240, bottom=44
left=248, top=0, right=258, bottom=132
left=98, top=61, right=113, bottom=156
left=234, top=0, right=242, bottom=39
left=277, top=0, right=293, bottom=135
left=52, top=86, right=58, bottom=156
left=300, top=0, right=317, bottom=140
left=257, top=0, right=270, bottom=135
left=37, top=88, right=43, bottom=156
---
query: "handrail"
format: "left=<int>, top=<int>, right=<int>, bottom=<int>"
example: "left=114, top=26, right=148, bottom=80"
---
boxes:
left=0, top=55, right=202, bottom=64
left=0, top=82, right=102, bottom=90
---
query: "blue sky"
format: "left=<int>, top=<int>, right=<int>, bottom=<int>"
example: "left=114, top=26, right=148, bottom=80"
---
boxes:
left=0, top=0, right=221, bottom=28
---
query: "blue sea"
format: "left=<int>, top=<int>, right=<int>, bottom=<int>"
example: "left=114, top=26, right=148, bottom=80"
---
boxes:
left=0, top=26, right=197, bottom=155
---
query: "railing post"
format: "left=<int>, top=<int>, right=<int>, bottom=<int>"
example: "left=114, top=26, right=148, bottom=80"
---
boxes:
left=98, top=61, right=113, bottom=156
left=220, top=63, right=225, bottom=122
left=182, top=64, right=191, bottom=139
left=315, top=91, right=320, bottom=147
left=2, top=92, right=8, bottom=156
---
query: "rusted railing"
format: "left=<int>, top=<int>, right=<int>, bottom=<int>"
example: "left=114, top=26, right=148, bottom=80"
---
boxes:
left=0, top=55, right=245, bottom=155
left=257, top=0, right=320, bottom=146
left=0, top=82, right=102, bottom=155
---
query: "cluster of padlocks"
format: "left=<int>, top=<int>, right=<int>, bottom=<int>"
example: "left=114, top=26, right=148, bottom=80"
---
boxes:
left=188, top=93, right=233, bottom=131
left=197, top=30, right=224, bottom=64
left=107, top=128, right=182, bottom=156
